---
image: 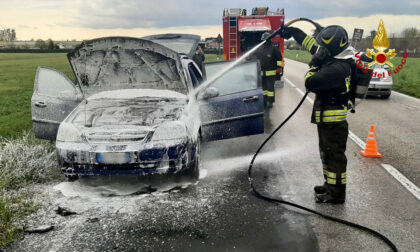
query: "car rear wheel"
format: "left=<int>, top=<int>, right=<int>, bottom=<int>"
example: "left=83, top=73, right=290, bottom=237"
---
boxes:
left=381, top=93, right=391, bottom=99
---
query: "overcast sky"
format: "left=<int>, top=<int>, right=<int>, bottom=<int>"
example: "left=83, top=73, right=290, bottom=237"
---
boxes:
left=1, top=0, right=419, bottom=40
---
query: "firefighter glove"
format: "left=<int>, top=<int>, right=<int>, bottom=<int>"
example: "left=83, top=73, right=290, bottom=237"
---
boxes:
left=304, top=66, right=318, bottom=85
left=279, top=26, right=299, bottom=39
left=276, top=67, right=282, bottom=80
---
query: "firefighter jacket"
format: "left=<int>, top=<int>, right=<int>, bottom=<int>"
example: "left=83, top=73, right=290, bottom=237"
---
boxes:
left=256, top=43, right=283, bottom=77
left=304, top=59, right=352, bottom=124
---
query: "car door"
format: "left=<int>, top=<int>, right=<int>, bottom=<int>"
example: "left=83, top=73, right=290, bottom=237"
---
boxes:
left=199, top=60, right=264, bottom=141
left=31, top=67, right=83, bottom=140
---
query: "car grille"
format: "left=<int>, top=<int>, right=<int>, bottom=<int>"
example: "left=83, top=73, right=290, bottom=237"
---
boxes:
left=86, top=131, right=148, bottom=143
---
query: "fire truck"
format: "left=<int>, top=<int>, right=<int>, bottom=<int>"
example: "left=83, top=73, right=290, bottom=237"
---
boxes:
left=222, top=7, right=285, bottom=75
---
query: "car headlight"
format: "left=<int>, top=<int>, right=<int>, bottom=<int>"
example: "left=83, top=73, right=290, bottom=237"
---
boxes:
left=152, top=121, right=188, bottom=141
left=56, top=123, right=84, bottom=142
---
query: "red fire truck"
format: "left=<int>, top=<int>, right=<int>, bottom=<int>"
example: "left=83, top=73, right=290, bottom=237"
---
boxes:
left=222, top=7, right=285, bottom=74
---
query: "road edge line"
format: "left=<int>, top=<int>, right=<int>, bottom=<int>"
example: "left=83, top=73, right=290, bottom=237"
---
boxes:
left=284, top=77, right=420, bottom=201
left=381, top=164, right=420, bottom=200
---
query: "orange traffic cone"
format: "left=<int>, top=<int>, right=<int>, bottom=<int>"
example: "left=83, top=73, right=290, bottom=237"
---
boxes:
left=360, top=125, right=382, bottom=158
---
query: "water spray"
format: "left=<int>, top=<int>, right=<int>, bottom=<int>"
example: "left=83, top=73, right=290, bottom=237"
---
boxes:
left=242, top=18, right=398, bottom=252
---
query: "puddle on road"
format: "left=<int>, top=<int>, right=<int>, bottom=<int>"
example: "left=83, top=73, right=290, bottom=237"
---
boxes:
left=53, top=174, right=200, bottom=199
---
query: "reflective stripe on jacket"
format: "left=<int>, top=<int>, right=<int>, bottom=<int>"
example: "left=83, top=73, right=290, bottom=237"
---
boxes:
left=263, top=90, right=274, bottom=97
left=261, top=70, right=277, bottom=76
left=304, top=59, right=353, bottom=124
left=256, top=43, right=283, bottom=76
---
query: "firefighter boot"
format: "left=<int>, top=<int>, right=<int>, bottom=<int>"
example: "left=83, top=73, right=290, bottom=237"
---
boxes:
left=315, top=185, right=346, bottom=204
left=313, top=183, right=327, bottom=194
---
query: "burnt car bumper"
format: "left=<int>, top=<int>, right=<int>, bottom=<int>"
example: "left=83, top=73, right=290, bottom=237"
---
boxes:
left=56, top=139, right=196, bottom=175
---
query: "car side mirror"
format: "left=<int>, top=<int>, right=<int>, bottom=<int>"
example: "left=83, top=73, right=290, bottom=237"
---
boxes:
left=199, top=87, right=219, bottom=100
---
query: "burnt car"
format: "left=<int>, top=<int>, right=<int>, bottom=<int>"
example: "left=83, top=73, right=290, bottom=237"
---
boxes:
left=31, top=36, right=264, bottom=179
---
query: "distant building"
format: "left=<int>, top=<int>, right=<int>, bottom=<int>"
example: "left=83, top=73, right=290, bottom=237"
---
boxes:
left=203, top=37, right=223, bottom=49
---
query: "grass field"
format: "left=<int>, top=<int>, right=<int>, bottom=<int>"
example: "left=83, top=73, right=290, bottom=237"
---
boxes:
left=204, top=54, right=223, bottom=63
left=0, top=54, right=74, bottom=138
left=284, top=49, right=420, bottom=98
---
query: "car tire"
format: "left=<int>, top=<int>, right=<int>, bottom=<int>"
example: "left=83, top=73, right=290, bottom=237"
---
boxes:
left=184, top=138, right=200, bottom=179
left=381, top=93, right=391, bottom=99
left=65, top=174, right=79, bottom=181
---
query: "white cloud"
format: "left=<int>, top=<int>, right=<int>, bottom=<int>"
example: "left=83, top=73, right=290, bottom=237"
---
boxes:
left=0, top=0, right=419, bottom=40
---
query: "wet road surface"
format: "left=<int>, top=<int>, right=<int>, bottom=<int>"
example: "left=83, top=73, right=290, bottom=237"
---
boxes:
left=7, top=64, right=420, bottom=251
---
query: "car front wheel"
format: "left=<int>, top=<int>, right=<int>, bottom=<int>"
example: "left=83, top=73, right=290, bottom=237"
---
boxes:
left=184, top=139, right=200, bottom=179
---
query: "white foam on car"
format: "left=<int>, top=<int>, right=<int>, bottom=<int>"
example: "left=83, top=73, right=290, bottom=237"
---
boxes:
left=87, top=89, right=187, bottom=101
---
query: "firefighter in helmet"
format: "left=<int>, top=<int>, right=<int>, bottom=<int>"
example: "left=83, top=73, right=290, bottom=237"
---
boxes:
left=256, top=32, right=283, bottom=108
left=280, top=25, right=352, bottom=203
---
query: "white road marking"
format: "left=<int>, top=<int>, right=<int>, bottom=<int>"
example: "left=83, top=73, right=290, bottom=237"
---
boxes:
left=381, top=164, right=420, bottom=201
left=284, top=77, right=420, bottom=201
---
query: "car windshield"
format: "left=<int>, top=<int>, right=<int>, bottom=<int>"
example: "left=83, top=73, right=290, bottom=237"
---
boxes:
left=70, top=97, right=186, bottom=127
left=150, top=38, right=196, bottom=55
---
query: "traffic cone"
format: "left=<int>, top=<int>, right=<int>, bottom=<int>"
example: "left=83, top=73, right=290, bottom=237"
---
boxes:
left=360, top=125, right=382, bottom=158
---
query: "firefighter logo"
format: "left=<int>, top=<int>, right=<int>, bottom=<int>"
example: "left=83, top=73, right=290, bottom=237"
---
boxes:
left=365, top=19, right=396, bottom=68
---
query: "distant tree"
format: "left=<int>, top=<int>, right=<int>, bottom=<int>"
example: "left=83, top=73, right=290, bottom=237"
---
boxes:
left=0, top=28, right=16, bottom=42
left=402, top=27, right=418, bottom=38
left=47, top=39, right=54, bottom=49
left=35, top=39, right=47, bottom=49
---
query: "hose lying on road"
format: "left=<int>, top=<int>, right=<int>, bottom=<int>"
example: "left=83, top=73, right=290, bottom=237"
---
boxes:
left=247, top=91, right=398, bottom=252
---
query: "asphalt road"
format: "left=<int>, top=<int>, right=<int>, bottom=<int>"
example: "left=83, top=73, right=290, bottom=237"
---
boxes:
left=7, top=62, right=420, bottom=251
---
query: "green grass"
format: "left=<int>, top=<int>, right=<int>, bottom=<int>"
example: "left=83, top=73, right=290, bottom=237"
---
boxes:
left=0, top=131, right=59, bottom=247
left=284, top=49, right=312, bottom=64
left=284, top=49, right=420, bottom=98
left=0, top=194, right=39, bottom=246
left=0, top=53, right=74, bottom=138
left=204, top=54, right=223, bottom=63
left=0, top=53, right=71, bottom=246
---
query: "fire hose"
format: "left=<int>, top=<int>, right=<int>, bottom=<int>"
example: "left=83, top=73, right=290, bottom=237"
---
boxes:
left=247, top=19, right=398, bottom=252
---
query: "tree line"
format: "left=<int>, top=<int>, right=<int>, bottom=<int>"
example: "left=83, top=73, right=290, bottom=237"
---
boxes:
left=34, top=39, right=60, bottom=49
left=0, top=29, right=16, bottom=42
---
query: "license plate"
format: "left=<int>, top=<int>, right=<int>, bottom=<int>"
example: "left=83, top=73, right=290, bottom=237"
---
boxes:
left=96, top=152, right=130, bottom=164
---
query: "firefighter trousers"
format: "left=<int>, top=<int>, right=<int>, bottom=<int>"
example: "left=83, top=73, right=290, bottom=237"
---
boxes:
left=317, top=121, right=348, bottom=196
left=262, top=76, right=275, bottom=104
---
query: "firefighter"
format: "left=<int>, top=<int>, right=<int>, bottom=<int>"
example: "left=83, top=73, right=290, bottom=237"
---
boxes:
left=192, top=46, right=206, bottom=77
left=280, top=25, right=352, bottom=203
left=257, top=32, right=283, bottom=108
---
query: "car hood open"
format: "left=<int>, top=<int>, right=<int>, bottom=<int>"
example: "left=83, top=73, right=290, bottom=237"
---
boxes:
left=67, top=37, right=188, bottom=96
